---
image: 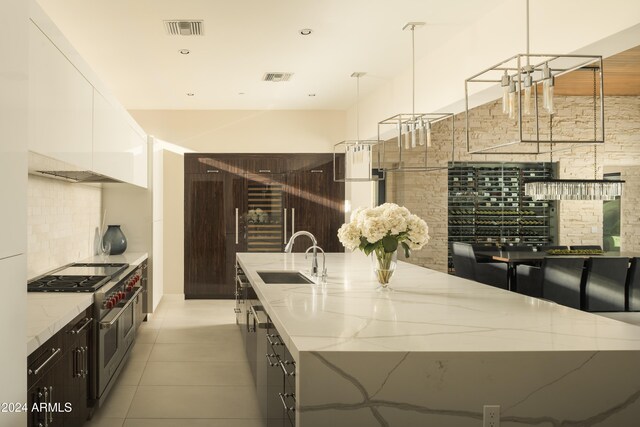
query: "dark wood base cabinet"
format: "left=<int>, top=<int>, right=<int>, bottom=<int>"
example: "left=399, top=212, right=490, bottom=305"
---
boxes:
left=27, top=308, right=93, bottom=427
left=185, top=153, right=345, bottom=299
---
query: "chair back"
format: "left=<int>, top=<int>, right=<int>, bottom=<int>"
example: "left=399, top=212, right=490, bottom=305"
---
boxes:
left=541, top=257, right=586, bottom=309
left=626, top=258, right=640, bottom=311
left=451, top=242, right=475, bottom=281
left=584, top=257, right=629, bottom=312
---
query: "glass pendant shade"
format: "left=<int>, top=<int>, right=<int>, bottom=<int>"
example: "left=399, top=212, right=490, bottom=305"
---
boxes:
left=333, top=72, right=383, bottom=182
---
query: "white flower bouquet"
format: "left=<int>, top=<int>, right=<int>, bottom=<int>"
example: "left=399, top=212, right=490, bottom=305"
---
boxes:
left=338, top=202, right=429, bottom=261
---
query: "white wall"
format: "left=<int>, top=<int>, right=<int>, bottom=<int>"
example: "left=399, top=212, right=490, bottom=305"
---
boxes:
left=27, top=175, right=102, bottom=278
left=131, top=109, right=346, bottom=295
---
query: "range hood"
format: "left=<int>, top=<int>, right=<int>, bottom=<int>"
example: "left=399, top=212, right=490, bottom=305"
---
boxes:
left=28, top=151, right=123, bottom=184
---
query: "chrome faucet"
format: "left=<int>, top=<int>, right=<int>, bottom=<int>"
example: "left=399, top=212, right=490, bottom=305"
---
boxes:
left=285, top=231, right=318, bottom=277
left=305, top=245, right=327, bottom=282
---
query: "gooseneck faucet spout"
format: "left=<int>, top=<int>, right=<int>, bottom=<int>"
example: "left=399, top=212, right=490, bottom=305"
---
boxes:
left=285, top=231, right=318, bottom=276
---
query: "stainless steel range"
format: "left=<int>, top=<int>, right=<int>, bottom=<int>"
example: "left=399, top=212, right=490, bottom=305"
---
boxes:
left=27, top=261, right=144, bottom=407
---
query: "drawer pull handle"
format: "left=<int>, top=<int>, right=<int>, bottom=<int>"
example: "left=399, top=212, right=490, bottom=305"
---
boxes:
left=29, top=348, right=61, bottom=375
left=266, top=334, right=282, bottom=346
left=279, top=392, right=296, bottom=412
left=70, top=317, right=93, bottom=334
left=265, top=353, right=279, bottom=367
left=206, top=169, right=219, bottom=173
left=259, top=169, right=272, bottom=173
left=279, top=359, right=296, bottom=377
left=310, top=169, right=324, bottom=173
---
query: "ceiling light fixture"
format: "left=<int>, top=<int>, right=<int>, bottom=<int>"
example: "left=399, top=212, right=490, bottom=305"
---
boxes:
left=378, top=22, right=455, bottom=173
left=299, top=28, right=313, bottom=36
left=333, top=72, right=382, bottom=182
left=179, top=49, right=190, bottom=55
left=464, top=0, right=604, bottom=155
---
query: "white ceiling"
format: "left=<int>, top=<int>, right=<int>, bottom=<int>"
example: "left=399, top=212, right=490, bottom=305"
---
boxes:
left=36, top=0, right=505, bottom=110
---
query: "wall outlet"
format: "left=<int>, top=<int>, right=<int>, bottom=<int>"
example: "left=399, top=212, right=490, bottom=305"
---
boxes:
left=483, top=405, right=500, bottom=427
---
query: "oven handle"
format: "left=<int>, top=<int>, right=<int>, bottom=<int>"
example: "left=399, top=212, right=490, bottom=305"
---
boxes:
left=99, top=287, right=142, bottom=329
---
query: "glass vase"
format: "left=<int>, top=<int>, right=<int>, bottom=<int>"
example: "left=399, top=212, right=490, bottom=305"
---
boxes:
left=371, top=250, right=397, bottom=289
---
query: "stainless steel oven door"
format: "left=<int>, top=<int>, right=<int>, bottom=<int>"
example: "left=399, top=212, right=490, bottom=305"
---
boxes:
left=97, top=286, right=142, bottom=400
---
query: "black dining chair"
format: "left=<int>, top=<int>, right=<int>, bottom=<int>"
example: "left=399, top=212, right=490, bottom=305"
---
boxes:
left=451, top=242, right=476, bottom=281
left=569, top=245, right=602, bottom=251
left=627, top=258, right=640, bottom=311
left=470, top=244, right=508, bottom=289
left=516, top=264, right=542, bottom=297
left=583, top=257, right=629, bottom=312
left=541, top=257, right=586, bottom=309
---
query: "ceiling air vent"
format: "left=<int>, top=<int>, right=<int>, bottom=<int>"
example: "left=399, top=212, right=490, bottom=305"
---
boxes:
left=164, top=20, right=204, bottom=36
left=263, top=72, right=293, bottom=82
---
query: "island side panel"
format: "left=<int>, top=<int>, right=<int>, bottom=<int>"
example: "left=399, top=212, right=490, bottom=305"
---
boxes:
left=297, top=350, right=640, bottom=426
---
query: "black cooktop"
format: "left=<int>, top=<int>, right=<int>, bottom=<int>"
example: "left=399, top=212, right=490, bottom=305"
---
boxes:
left=27, top=263, right=129, bottom=293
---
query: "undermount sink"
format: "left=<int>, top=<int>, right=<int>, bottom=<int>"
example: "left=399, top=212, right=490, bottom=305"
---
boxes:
left=257, top=271, right=314, bottom=284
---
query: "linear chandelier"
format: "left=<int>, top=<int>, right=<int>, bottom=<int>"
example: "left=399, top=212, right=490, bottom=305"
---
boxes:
left=333, top=72, right=382, bottom=182
left=524, top=117, right=624, bottom=201
left=379, top=22, right=455, bottom=173
left=464, top=0, right=604, bottom=155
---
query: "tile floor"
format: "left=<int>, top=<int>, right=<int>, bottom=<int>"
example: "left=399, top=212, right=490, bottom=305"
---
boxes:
left=86, top=298, right=263, bottom=427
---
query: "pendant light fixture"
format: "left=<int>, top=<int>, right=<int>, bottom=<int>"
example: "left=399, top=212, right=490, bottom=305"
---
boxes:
left=524, top=115, right=624, bottom=201
left=464, top=0, right=604, bottom=155
left=378, top=22, right=455, bottom=173
left=333, top=73, right=383, bottom=182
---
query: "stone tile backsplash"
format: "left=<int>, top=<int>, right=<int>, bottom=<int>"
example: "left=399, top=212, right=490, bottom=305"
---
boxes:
left=27, top=175, right=102, bottom=279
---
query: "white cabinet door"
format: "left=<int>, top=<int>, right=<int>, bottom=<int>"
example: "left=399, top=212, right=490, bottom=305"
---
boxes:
left=93, top=90, right=148, bottom=188
left=129, top=127, right=148, bottom=188
left=0, top=255, right=26, bottom=426
left=29, top=22, right=93, bottom=170
left=0, top=0, right=27, bottom=259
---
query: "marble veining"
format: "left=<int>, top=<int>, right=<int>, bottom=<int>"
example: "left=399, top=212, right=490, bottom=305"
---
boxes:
left=237, top=252, right=640, bottom=360
left=239, top=252, right=640, bottom=425
left=27, top=293, right=93, bottom=354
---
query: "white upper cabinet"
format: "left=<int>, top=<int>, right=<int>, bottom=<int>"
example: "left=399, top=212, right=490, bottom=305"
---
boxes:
left=93, top=90, right=148, bottom=188
left=0, top=0, right=28, bottom=260
left=28, top=22, right=93, bottom=170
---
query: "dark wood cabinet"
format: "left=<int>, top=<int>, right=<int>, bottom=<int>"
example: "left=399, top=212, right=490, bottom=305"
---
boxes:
left=27, top=308, right=92, bottom=427
left=286, top=154, right=344, bottom=253
left=185, top=153, right=344, bottom=299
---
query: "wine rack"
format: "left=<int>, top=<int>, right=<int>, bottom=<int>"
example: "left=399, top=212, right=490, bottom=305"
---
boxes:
left=448, top=162, right=556, bottom=270
left=246, top=182, right=284, bottom=252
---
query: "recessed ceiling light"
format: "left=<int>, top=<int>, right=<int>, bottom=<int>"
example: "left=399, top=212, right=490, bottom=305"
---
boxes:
left=299, top=28, right=313, bottom=36
left=308, top=93, right=316, bottom=97
left=186, top=93, right=195, bottom=96
left=179, top=49, right=190, bottom=55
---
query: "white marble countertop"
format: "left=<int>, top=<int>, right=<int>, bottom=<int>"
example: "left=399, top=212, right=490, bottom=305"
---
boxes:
left=26, top=252, right=148, bottom=355
left=237, top=252, right=640, bottom=361
left=27, top=292, right=93, bottom=355
left=79, top=251, right=148, bottom=266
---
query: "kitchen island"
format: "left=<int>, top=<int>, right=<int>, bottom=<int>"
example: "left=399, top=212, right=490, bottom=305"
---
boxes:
left=237, top=252, right=640, bottom=426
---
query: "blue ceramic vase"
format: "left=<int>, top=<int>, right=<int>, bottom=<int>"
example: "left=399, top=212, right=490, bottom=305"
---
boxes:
left=103, top=225, right=127, bottom=255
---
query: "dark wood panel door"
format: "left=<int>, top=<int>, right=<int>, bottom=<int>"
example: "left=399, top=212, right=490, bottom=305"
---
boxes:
left=285, top=154, right=345, bottom=253
left=185, top=168, right=245, bottom=299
